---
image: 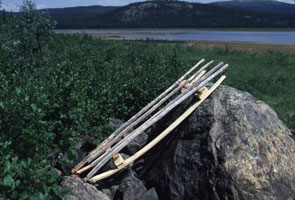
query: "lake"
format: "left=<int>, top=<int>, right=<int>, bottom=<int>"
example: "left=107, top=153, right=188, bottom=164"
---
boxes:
left=55, top=30, right=295, bottom=44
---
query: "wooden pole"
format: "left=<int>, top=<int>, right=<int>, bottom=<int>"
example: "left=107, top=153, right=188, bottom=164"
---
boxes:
left=182, top=70, right=206, bottom=93
left=169, top=61, right=224, bottom=106
left=76, top=64, right=210, bottom=174
left=104, top=69, right=208, bottom=163
left=88, top=75, right=226, bottom=183
left=83, top=60, right=214, bottom=165
left=187, top=60, right=213, bottom=82
left=86, top=64, right=228, bottom=179
left=72, top=59, right=205, bottom=173
left=78, top=62, right=227, bottom=176
left=190, top=70, right=206, bottom=85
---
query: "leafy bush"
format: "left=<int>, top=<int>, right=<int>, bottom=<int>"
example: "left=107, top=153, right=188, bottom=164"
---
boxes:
left=0, top=141, right=67, bottom=200
left=0, top=1, right=68, bottom=199
left=1, top=0, right=55, bottom=68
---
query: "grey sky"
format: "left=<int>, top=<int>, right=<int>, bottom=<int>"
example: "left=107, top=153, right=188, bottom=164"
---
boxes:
left=1, top=0, right=295, bottom=11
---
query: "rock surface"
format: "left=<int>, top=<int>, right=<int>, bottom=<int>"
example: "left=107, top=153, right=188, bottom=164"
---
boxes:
left=61, top=176, right=110, bottom=200
left=137, top=187, right=159, bottom=200
left=123, top=131, right=149, bottom=155
left=118, top=174, right=148, bottom=200
left=109, top=118, right=149, bottom=156
left=101, top=185, right=119, bottom=200
left=140, top=85, right=295, bottom=200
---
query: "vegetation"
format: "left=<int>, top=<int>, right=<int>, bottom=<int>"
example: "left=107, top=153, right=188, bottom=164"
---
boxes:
left=210, top=0, right=295, bottom=15
left=0, top=0, right=294, bottom=199
left=0, top=1, right=67, bottom=199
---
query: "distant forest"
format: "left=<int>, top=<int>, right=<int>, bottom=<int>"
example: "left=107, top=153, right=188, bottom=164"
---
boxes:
left=2, top=1, right=295, bottom=29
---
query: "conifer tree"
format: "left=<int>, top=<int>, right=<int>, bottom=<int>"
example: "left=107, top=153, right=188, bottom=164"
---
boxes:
left=2, top=9, right=6, bottom=23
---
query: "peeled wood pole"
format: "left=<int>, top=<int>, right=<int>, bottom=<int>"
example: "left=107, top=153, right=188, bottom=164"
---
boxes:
left=167, top=61, right=224, bottom=108
left=86, top=69, right=208, bottom=172
left=88, top=75, right=226, bottom=183
left=86, top=63, right=229, bottom=179
left=72, top=59, right=205, bottom=173
left=108, top=70, right=207, bottom=156
left=77, top=62, right=224, bottom=175
left=187, top=60, right=213, bottom=82
left=76, top=61, right=215, bottom=174
left=190, top=70, right=207, bottom=85
left=81, top=60, right=214, bottom=165
left=98, top=71, right=207, bottom=162
left=114, top=64, right=229, bottom=160
left=80, top=62, right=225, bottom=176
left=76, top=72, right=202, bottom=174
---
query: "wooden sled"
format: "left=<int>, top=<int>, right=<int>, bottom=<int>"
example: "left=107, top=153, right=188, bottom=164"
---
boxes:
left=71, top=58, right=229, bottom=182
left=87, top=75, right=226, bottom=183
left=71, top=59, right=210, bottom=174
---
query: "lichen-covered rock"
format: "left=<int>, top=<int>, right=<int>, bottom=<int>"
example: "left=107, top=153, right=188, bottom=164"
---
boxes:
left=61, top=176, right=110, bottom=200
left=141, top=85, right=295, bottom=200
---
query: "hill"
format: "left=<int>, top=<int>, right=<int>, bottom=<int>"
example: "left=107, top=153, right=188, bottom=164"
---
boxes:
left=40, top=6, right=118, bottom=28
left=210, top=0, right=295, bottom=15
left=43, top=1, right=295, bottom=29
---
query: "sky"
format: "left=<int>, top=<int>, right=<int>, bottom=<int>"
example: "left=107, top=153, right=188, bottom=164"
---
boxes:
left=1, top=0, right=295, bottom=11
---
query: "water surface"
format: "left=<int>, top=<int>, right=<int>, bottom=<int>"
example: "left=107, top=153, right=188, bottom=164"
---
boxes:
left=55, top=30, right=295, bottom=44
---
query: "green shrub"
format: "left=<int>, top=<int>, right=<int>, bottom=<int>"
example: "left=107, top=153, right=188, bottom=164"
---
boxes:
left=0, top=141, right=67, bottom=200
left=1, top=0, right=55, bottom=69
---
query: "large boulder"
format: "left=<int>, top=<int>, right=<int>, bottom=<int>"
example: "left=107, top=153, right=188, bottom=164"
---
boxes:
left=140, top=85, right=295, bottom=200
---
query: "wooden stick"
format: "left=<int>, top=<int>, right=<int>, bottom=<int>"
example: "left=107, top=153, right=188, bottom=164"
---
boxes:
left=187, top=60, right=213, bottom=82
left=170, top=61, right=224, bottom=107
left=83, top=63, right=226, bottom=176
left=188, top=62, right=224, bottom=91
left=79, top=62, right=226, bottom=176
left=72, top=59, right=205, bottom=173
left=76, top=64, right=210, bottom=174
left=190, top=70, right=207, bottom=85
left=85, top=68, right=205, bottom=172
left=88, top=75, right=226, bottom=183
left=181, top=70, right=206, bottom=93
left=199, top=64, right=229, bottom=88
left=86, top=64, right=228, bottom=179
left=109, top=69, right=208, bottom=152
left=84, top=60, right=213, bottom=165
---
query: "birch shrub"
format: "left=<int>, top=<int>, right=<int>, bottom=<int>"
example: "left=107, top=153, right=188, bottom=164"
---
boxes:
left=2, top=0, right=55, bottom=69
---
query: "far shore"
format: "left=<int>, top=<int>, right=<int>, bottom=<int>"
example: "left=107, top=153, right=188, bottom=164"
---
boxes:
left=89, top=33, right=295, bottom=55
left=55, top=28, right=295, bottom=32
